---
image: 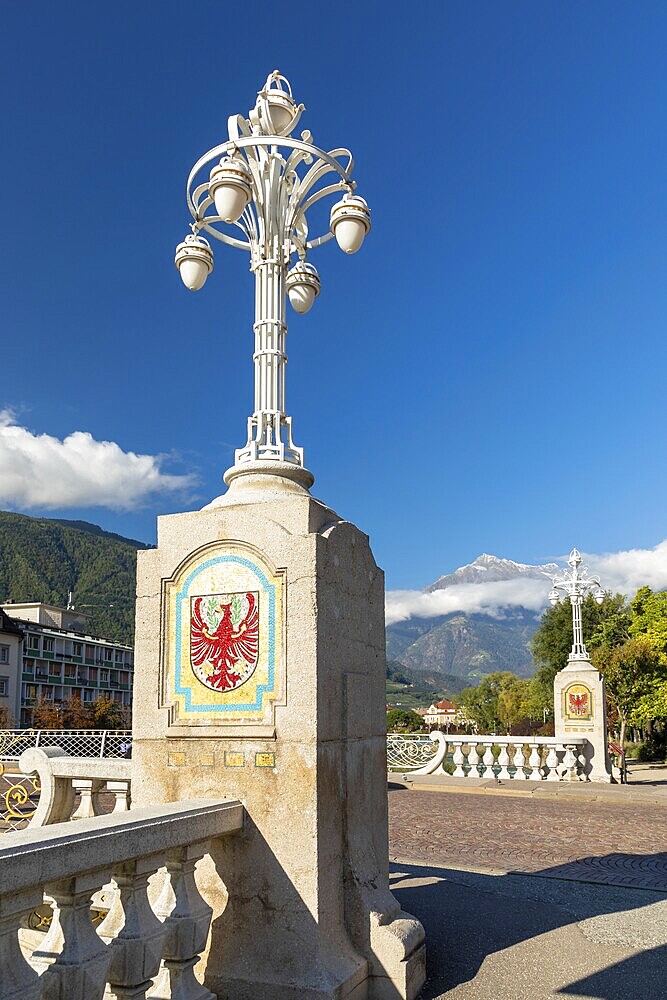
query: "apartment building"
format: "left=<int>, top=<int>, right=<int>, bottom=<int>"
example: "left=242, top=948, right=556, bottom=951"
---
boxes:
left=0, top=602, right=133, bottom=727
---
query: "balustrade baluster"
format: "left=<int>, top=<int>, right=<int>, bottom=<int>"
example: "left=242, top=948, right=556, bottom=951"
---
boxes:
left=544, top=745, right=560, bottom=781
left=512, top=743, right=528, bottom=779
left=482, top=744, right=494, bottom=777
left=107, top=780, right=131, bottom=813
left=467, top=743, right=480, bottom=777
left=98, top=853, right=168, bottom=999
left=71, top=779, right=104, bottom=821
left=0, top=888, right=44, bottom=1000
left=561, top=744, right=579, bottom=782
left=151, top=843, right=215, bottom=1000
left=571, top=743, right=585, bottom=780
left=452, top=744, right=465, bottom=778
left=32, top=873, right=112, bottom=999
left=527, top=743, right=541, bottom=779
left=497, top=744, right=511, bottom=780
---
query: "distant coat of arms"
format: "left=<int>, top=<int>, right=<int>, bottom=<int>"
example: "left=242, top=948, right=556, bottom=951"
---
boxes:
left=568, top=689, right=589, bottom=717
left=563, top=682, right=593, bottom=722
left=190, top=592, right=259, bottom=692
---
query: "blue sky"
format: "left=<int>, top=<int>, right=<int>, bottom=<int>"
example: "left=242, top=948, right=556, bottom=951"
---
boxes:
left=1, top=2, right=666, bottom=591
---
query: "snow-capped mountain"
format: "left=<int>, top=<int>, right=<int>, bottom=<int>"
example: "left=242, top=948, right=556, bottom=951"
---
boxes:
left=386, top=553, right=561, bottom=684
left=425, top=553, right=560, bottom=592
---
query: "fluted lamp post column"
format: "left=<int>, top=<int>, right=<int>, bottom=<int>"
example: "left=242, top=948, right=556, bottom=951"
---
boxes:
left=174, top=70, right=371, bottom=496
left=549, top=548, right=613, bottom=782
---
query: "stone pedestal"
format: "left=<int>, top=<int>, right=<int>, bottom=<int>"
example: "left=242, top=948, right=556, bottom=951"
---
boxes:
left=554, top=659, right=613, bottom=783
left=130, top=474, right=425, bottom=999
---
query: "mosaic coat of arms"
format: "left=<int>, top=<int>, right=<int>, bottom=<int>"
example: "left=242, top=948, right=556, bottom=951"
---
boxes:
left=563, top=682, right=593, bottom=722
left=162, top=541, right=285, bottom=729
left=190, top=592, right=259, bottom=692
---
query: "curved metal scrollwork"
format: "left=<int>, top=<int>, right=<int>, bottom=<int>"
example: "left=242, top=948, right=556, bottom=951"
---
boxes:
left=386, top=731, right=449, bottom=774
left=0, top=764, right=41, bottom=832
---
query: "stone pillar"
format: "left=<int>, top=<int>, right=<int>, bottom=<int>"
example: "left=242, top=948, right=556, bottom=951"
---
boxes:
left=554, top=659, right=613, bottom=783
left=130, top=474, right=425, bottom=1000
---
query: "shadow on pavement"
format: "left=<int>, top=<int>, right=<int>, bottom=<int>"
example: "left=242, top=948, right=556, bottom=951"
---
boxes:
left=390, top=857, right=667, bottom=999
left=555, top=944, right=667, bottom=997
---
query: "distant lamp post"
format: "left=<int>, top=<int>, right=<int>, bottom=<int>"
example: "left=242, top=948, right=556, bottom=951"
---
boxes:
left=548, top=548, right=605, bottom=662
left=174, top=70, right=371, bottom=490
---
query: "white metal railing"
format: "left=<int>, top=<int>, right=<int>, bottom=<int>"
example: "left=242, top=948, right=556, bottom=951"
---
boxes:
left=0, top=798, right=243, bottom=1000
left=0, top=730, right=132, bottom=761
left=387, top=731, right=588, bottom=781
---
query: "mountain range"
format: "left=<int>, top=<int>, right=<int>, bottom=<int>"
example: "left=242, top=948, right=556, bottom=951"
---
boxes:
left=387, top=553, right=559, bottom=686
left=0, top=513, right=557, bottom=688
left=0, top=511, right=149, bottom=643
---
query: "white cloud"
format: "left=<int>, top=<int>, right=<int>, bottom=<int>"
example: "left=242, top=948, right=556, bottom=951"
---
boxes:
left=0, top=409, right=197, bottom=511
left=385, top=578, right=548, bottom=626
left=586, top=541, right=667, bottom=596
left=385, top=541, right=667, bottom=626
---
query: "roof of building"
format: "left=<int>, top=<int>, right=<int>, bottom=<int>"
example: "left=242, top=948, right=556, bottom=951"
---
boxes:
left=434, top=699, right=455, bottom=711
left=0, top=607, right=23, bottom=637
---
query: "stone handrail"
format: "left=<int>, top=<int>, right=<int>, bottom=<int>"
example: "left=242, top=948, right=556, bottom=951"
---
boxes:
left=0, top=798, right=243, bottom=1000
left=17, top=747, right=133, bottom=827
left=387, top=731, right=588, bottom=781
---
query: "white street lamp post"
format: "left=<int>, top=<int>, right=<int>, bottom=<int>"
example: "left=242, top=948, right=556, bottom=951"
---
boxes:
left=548, top=548, right=605, bottom=661
left=174, top=71, right=371, bottom=491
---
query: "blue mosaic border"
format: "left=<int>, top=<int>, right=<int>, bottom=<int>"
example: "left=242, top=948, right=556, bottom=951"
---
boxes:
left=174, top=554, right=276, bottom=713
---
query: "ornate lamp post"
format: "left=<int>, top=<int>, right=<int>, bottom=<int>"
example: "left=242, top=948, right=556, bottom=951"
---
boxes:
left=548, top=548, right=605, bottom=662
left=174, top=70, right=371, bottom=492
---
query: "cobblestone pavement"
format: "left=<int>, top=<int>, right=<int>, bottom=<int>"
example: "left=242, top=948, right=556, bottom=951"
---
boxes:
left=388, top=787, right=667, bottom=890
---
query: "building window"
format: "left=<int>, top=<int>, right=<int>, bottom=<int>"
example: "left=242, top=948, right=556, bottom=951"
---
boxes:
left=28, top=635, right=40, bottom=650
left=0, top=676, right=8, bottom=696
left=43, top=638, right=54, bottom=653
left=104, top=648, right=112, bottom=662
left=73, top=643, right=82, bottom=656
left=0, top=645, right=9, bottom=664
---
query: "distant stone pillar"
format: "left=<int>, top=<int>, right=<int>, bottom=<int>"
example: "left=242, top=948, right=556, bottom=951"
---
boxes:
left=130, top=473, right=425, bottom=999
left=554, top=660, right=612, bottom=783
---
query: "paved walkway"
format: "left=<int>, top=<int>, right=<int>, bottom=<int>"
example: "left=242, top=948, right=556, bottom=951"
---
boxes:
left=388, top=780, right=667, bottom=998
left=389, top=782, right=667, bottom=891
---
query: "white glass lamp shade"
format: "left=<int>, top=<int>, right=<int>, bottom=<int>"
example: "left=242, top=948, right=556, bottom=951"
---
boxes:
left=286, top=262, right=321, bottom=314
left=209, top=157, right=252, bottom=224
left=174, top=235, right=214, bottom=291
left=252, top=71, right=303, bottom=136
left=594, top=590, right=605, bottom=605
left=548, top=589, right=559, bottom=606
left=330, top=195, right=371, bottom=254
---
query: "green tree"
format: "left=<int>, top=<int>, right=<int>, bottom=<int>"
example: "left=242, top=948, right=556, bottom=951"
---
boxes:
left=531, top=593, right=628, bottom=709
left=386, top=709, right=425, bottom=733
left=497, top=676, right=543, bottom=729
left=629, top=587, right=667, bottom=660
left=457, top=672, right=517, bottom=733
left=592, top=637, right=664, bottom=746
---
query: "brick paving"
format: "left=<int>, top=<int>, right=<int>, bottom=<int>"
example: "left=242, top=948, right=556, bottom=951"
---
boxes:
left=388, top=787, right=667, bottom=890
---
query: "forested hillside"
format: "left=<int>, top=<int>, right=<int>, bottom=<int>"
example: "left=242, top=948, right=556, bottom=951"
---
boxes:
left=0, top=512, right=149, bottom=643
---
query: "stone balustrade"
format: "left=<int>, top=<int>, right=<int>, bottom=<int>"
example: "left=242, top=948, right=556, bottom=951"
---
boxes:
left=13, top=747, right=133, bottom=828
left=0, top=798, right=243, bottom=1000
left=387, top=731, right=588, bottom=781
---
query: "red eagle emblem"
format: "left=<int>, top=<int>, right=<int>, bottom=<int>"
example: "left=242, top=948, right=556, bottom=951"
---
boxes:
left=190, top=592, right=259, bottom=692
left=568, top=691, right=589, bottom=717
